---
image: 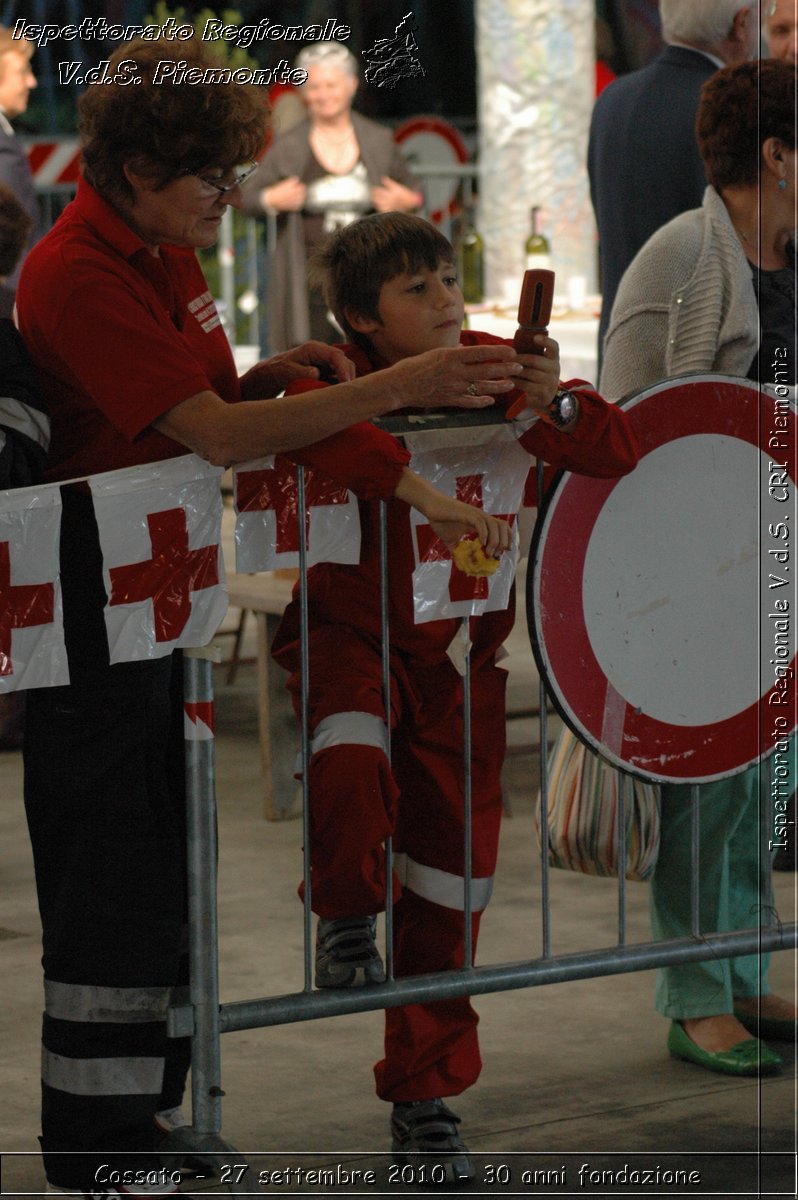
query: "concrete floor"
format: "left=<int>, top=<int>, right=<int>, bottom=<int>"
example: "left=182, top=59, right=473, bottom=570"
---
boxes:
left=1, top=596, right=796, bottom=1198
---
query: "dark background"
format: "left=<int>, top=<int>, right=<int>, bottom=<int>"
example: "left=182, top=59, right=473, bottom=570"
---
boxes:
left=1, top=0, right=664, bottom=136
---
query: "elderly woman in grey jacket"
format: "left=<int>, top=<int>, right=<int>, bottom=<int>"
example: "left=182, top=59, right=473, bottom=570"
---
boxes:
left=601, top=59, right=796, bottom=1077
left=241, top=41, right=422, bottom=351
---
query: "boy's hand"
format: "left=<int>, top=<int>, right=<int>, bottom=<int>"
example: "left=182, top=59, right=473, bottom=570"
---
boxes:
left=395, top=468, right=512, bottom=557
left=427, top=502, right=512, bottom=558
left=510, top=335, right=562, bottom=416
left=387, top=344, right=524, bottom=410
left=239, top=343, right=356, bottom=399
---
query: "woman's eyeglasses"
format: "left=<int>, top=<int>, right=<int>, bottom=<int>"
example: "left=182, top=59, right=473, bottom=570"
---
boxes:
left=191, top=161, right=258, bottom=197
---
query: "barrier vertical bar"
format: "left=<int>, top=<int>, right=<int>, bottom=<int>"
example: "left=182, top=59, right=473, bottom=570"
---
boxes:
left=183, top=648, right=223, bottom=1137
left=219, top=208, right=236, bottom=344
left=379, top=500, right=395, bottom=980
left=536, top=460, right=552, bottom=959
left=297, top=467, right=314, bottom=991
left=176, top=646, right=254, bottom=1190
left=690, top=783, right=701, bottom=937
left=764, top=756, right=775, bottom=920
left=245, top=219, right=260, bottom=347
left=461, top=615, right=474, bottom=968
left=617, top=771, right=628, bottom=946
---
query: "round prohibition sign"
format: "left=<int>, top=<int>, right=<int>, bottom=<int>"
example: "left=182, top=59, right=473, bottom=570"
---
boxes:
left=528, top=375, right=797, bottom=784
left=394, top=115, right=469, bottom=224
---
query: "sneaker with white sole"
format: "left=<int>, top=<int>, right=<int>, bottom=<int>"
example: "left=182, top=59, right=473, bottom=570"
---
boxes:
left=154, top=1106, right=189, bottom=1138
left=315, top=916, right=386, bottom=988
left=391, top=1098, right=475, bottom=1186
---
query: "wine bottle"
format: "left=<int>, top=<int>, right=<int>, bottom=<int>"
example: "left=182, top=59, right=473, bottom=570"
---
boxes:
left=459, top=211, right=485, bottom=305
left=525, top=206, right=552, bottom=272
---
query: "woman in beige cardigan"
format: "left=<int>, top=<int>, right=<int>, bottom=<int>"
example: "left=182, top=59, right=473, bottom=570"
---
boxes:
left=601, top=58, right=796, bottom=1077
left=241, top=41, right=422, bottom=351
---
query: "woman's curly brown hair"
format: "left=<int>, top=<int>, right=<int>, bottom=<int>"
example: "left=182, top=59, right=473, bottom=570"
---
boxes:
left=697, top=58, right=796, bottom=190
left=79, top=38, right=268, bottom=206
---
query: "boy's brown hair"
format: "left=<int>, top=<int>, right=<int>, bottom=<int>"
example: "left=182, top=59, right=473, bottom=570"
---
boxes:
left=310, top=212, right=456, bottom=350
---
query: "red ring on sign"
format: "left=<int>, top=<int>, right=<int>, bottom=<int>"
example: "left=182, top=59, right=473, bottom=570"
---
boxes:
left=529, top=375, right=797, bottom=783
left=394, top=116, right=469, bottom=224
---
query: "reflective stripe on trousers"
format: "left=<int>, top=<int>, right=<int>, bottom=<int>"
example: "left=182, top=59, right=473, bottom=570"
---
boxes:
left=393, top=851, right=494, bottom=912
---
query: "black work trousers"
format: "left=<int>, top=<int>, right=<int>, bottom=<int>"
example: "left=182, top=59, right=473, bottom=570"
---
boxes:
left=23, top=488, right=191, bottom=1190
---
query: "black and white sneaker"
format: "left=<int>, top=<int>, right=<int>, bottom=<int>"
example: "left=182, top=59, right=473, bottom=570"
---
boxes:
left=391, top=1098, right=476, bottom=1186
left=315, top=916, right=386, bottom=988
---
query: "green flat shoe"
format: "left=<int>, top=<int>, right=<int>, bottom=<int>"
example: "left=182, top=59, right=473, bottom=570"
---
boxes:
left=734, top=1009, right=798, bottom=1042
left=668, top=1020, right=783, bottom=1076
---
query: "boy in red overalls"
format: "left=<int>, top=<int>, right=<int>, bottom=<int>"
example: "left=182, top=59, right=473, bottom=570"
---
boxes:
left=271, top=213, right=639, bottom=1181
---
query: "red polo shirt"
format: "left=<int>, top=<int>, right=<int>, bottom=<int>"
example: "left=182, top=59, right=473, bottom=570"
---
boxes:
left=16, top=178, right=239, bottom=483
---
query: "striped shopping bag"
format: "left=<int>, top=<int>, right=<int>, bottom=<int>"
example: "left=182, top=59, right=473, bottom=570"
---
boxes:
left=535, top=727, right=661, bottom=882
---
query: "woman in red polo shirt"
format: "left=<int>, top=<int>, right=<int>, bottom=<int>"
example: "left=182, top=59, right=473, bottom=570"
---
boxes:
left=15, top=36, right=523, bottom=1198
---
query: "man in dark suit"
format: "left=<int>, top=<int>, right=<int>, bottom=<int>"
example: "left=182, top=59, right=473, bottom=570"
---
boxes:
left=588, top=1, right=758, bottom=366
left=0, top=26, right=38, bottom=317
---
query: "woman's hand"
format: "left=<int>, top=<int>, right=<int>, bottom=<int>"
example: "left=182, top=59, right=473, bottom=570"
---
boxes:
left=261, top=176, right=306, bottom=213
left=394, top=468, right=513, bottom=557
left=510, top=335, right=563, bottom=417
left=240, top=342, right=356, bottom=399
left=386, top=343, right=524, bottom=409
left=371, top=175, right=423, bottom=213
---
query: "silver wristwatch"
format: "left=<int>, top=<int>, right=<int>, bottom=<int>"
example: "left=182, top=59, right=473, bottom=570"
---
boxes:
left=548, top=387, right=578, bottom=428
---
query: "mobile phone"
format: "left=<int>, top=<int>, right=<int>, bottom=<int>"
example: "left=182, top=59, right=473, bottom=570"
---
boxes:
left=507, top=268, right=555, bottom=418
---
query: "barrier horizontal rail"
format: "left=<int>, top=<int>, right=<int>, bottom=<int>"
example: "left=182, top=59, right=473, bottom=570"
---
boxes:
left=167, top=924, right=797, bottom=1038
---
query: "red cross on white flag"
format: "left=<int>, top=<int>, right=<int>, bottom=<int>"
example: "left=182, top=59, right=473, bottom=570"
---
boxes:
left=0, top=483, right=68, bottom=691
left=89, top=455, right=227, bottom=663
left=233, top=455, right=361, bottom=572
left=406, top=430, right=531, bottom=624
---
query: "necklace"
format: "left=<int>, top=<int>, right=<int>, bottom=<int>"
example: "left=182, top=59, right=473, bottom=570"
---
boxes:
left=313, top=125, right=355, bottom=146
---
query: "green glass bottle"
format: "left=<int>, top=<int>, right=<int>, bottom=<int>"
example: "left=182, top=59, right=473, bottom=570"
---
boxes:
left=525, top=205, right=552, bottom=272
left=459, top=211, right=485, bottom=305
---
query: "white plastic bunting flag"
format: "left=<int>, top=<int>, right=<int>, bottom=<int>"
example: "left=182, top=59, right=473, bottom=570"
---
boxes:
left=232, top=455, right=361, bottom=572
left=0, top=482, right=68, bottom=691
left=403, top=424, right=530, bottom=625
left=89, top=454, right=227, bottom=663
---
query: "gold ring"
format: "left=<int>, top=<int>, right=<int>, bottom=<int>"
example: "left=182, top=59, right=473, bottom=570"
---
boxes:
left=466, top=382, right=479, bottom=396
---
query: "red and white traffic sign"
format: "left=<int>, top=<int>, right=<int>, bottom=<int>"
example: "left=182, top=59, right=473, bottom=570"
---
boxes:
left=528, top=375, right=796, bottom=783
left=394, top=115, right=469, bottom=224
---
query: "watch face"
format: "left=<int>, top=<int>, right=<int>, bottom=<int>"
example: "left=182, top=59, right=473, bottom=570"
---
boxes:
left=552, top=389, right=576, bottom=425
left=559, top=392, right=576, bottom=423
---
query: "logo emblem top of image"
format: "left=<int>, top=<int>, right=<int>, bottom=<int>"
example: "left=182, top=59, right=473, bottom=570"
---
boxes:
left=362, top=11, right=426, bottom=89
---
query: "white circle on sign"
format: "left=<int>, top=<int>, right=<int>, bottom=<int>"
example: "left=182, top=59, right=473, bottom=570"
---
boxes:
left=394, top=116, right=468, bottom=224
left=582, top=434, right=759, bottom=727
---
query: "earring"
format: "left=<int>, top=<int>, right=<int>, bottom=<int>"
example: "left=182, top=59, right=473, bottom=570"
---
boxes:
left=779, top=178, right=787, bottom=190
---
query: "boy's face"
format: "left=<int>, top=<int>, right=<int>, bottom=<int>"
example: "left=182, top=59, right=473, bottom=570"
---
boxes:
left=349, top=261, right=464, bottom=364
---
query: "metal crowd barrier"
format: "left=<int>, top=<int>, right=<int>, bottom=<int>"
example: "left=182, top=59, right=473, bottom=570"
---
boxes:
left=165, top=408, right=796, bottom=1187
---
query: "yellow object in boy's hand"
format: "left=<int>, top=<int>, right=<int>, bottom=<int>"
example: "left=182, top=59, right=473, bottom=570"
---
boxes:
left=451, top=535, right=500, bottom=577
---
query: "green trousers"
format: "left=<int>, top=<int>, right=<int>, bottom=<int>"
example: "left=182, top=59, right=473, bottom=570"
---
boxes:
left=649, top=762, right=773, bottom=1020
